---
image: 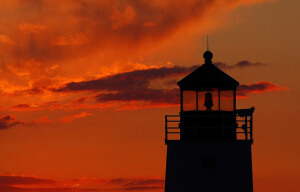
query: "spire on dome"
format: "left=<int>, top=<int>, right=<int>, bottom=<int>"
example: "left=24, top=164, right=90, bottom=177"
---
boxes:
left=204, top=35, right=213, bottom=64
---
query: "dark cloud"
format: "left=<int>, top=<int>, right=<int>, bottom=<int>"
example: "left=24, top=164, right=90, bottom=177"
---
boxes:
left=12, top=104, right=32, bottom=109
left=96, top=80, right=286, bottom=103
left=54, top=66, right=197, bottom=92
left=108, top=177, right=164, bottom=185
left=0, top=113, right=52, bottom=129
left=8, top=59, right=265, bottom=97
left=10, top=104, right=41, bottom=111
left=235, top=60, right=265, bottom=68
left=0, top=115, right=23, bottom=129
left=0, top=175, right=55, bottom=186
left=0, top=186, right=97, bottom=192
left=53, top=66, right=193, bottom=106
left=51, top=60, right=265, bottom=93
left=0, top=64, right=285, bottom=111
left=12, top=88, right=44, bottom=95
left=120, top=186, right=163, bottom=191
left=53, top=65, right=286, bottom=106
left=72, top=97, right=88, bottom=104
left=0, top=175, right=164, bottom=192
left=215, top=60, right=265, bottom=70
left=108, top=177, right=164, bottom=191
left=237, top=81, right=288, bottom=97
left=96, top=88, right=179, bottom=104
left=0, top=174, right=95, bottom=192
left=0, top=64, right=283, bottom=111
left=123, top=178, right=164, bottom=187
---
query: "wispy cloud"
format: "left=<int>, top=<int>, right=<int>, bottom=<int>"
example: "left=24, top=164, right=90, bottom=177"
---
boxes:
left=0, top=114, right=52, bottom=130
left=0, top=63, right=288, bottom=112
left=237, top=81, right=289, bottom=97
left=0, top=186, right=96, bottom=192
left=0, top=175, right=55, bottom=186
left=53, top=65, right=287, bottom=108
left=108, top=177, right=164, bottom=191
left=215, top=60, right=265, bottom=70
left=0, top=115, right=24, bottom=129
left=0, top=174, right=164, bottom=192
left=10, top=104, right=41, bottom=111
left=18, top=23, right=48, bottom=34
left=60, top=112, right=93, bottom=123
left=54, top=66, right=197, bottom=92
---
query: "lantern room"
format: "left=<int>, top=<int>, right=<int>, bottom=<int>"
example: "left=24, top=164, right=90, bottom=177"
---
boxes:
left=177, top=50, right=239, bottom=112
left=176, top=50, right=240, bottom=141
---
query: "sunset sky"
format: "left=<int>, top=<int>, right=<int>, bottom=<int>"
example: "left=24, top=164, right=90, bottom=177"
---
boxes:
left=0, top=0, right=299, bottom=191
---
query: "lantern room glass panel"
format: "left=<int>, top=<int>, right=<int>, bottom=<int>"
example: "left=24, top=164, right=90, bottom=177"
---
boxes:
left=197, top=91, right=205, bottom=111
left=183, top=91, right=196, bottom=111
left=198, top=89, right=219, bottom=111
left=220, top=90, right=234, bottom=111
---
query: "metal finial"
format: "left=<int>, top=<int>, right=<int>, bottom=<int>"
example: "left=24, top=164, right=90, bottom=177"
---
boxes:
left=207, top=35, right=209, bottom=50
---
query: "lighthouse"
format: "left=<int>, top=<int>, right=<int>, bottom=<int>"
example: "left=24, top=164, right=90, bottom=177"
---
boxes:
left=164, top=50, right=255, bottom=192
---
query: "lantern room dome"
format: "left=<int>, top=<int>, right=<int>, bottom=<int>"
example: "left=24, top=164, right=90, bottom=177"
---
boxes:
left=203, top=50, right=213, bottom=62
left=177, top=51, right=239, bottom=90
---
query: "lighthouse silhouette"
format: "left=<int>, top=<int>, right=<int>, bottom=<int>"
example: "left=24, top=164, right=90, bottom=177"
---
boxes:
left=164, top=50, right=255, bottom=192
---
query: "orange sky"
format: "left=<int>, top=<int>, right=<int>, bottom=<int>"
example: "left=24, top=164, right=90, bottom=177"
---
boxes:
left=0, top=0, right=299, bottom=191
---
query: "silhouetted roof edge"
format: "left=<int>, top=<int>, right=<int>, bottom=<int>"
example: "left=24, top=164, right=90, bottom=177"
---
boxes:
left=177, top=63, right=239, bottom=89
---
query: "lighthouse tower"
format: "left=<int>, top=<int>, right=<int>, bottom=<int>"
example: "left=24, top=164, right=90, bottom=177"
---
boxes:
left=164, top=50, right=255, bottom=192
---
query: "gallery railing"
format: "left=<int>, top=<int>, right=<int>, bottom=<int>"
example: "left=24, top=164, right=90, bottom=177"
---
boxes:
left=165, top=108, right=254, bottom=144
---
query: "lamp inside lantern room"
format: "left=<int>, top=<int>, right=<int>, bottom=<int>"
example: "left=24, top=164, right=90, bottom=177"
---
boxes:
left=204, top=92, right=213, bottom=110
